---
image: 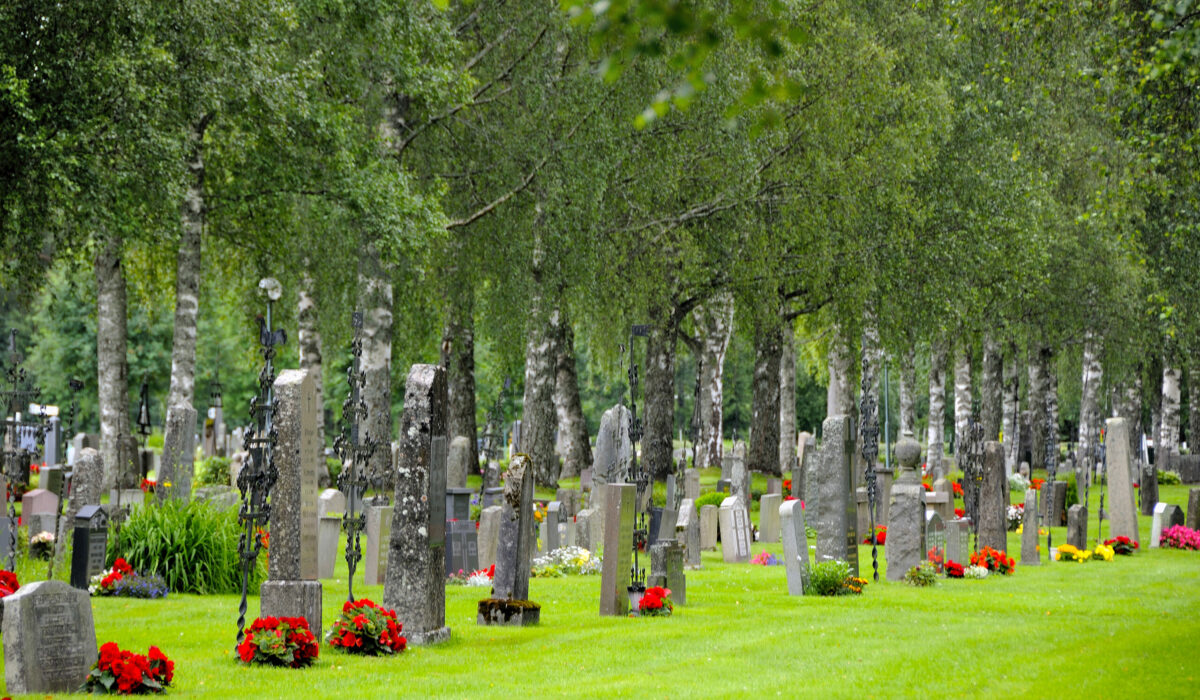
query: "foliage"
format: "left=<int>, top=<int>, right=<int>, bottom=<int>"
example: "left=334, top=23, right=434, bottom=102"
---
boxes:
left=1055, top=544, right=1093, bottom=563
left=694, top=492, right=728, bottom=509
left=1006, top=503, right=1025, bottom=532
left=1160, top=525, right=1200, bottom=551
left=637, top=586, right=673, bottom=617
left=82, top=642, right=173, bottom=695
left=326, top=599, right=407, bottom=656
left=945, top=561, right=965, bottom=578
left=1008, top=474, right=1031, bottom=492
left=89, top=558, right=167, bottom=598
left=110, top=500, right=261, bottom=594
left=1157, top=470, right=1182, bottom=485
left=195, top=456, right=231, bottom=487
left=533, top=546, right=601, bottom=577
left=750, top=551, right=782, bottom=566
left=963, top=565, right=989, bottom=580
left=1064, top=474, right=1079, bottom=509
left=970, top=547, right=1015, bottom=575
left=1104, top=536, right=1139, bottom=555
left=0, top=569, right=18, bottom=598
left=862, top=526, right=886, bottom=545
left=904, top=561, right=938, bottom=587
left=236, top=617, right=318, bottom=668
left=29, top=530, right=55, bottom=559
left=807, top=560, right=867, bottom=597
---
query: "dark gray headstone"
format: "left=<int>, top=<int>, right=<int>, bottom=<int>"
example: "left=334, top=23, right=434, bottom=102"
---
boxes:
left=43, top=417, right=62, bottom=466
left=69, top=505, right=109, bottom=590
left=780, top=499, right=810, bottom=595
left=158, top=402, right=196, bottom=502
left=40, top=466, right=66, bottom=501
left=491, top=455, right=534, bottom=601
left=1106, top=418, right=1139, bottom=544
left=1020, top=489, right=1040, bottom=565
left=978, top=441, right=1008, bottom=553
left=546, top=501, right=563, bottom=552
left=1187, top=489, right=1200, bottom=531
left=446, top=487, right=473, bottom=522
left=1067, top=504, right=1087, bottom=550
left=445, top=519, right=479, bottom=577
left=593, top=405, right=632, bottom=483
left=815, top=415, right=858, bottom=574
left=599, top=483, right=635, bottom=616
left=2, top=580, right=97, bottom=693
left=647, top=540, right=685, bottom=606
left=383, top=364, right=451, bottom=645
left=1140, top=462, right=1159, bottom=516
left=481, top=485, right=503, bottom=509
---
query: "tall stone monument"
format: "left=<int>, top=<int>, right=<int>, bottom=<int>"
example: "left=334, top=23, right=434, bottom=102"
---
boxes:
left=886, top=433, right=925, bottom=581
left=815, top=415, right=858, bottom=574
left=1105, top=417, right=1139, bottom=545
left=977, top=441, right=1008, bottom=553
left=598, top=483, right=635, bottom=616
left=259, top=369, right=322, bottom=636
left=1020, top=488, right=1040, bottom=565
left=479, top=454, right=539, bottom=626
left=780, top=499, right=810, bottom=595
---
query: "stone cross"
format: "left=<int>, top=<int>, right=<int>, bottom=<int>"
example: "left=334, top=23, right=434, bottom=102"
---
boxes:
left=977, top=441, right=1008, bottom=553
left=815, top=415, right=858, bottom=574
left=780, top=499, right=810, bottom=595
left=2, top=580, right=97, bottom=693
left=259, top=369, right=322, bottom=636
left=383, top=364, right=450, bottom=645
left=1104, top=418, right=1138, bottom=545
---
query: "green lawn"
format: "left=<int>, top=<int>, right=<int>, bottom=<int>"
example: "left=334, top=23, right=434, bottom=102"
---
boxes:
left=3, top=480, right=1198, bottom=698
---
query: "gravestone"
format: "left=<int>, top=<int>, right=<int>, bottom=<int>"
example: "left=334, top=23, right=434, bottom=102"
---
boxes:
left=598, top=483, right=636, bottom=616
left=1150, top=503, right=1185, bottom=548
left=383, top=364, right=451, bottom=644
left=555, top=488, right=581, bottom=520
left=780, top=499, right=810, bottom=596
left=40, top=466, right=66, bottom=501
left=1041, top=481, right=1067, bottom=527
left=1019, top=461, right=1030, bottom=479
left=1163, top=504, right=1184, bottom=528
left=795, top=432, right=814, bottom=501
left=21, top=488, right=57, bottom=517
left=593, top=405, right=632, bottom=483
left=978, top=441, right=1008, bottom=553
left=855, top=488, right=870, bottom=536
left=815, top=415, right=858, bottom=574
left=480, top=455, right=538, bottom=626
left=477, top=505, right=502, bottom=571
left=1187, top=489, right=1200, bottom=531
left=69, top=505, right=109, bottom=590
left=317, top=515, right=339, bottom=578
left=157, top=402, right=196, bottom=502
left=509, top=420, right=522, bottom=457
left=654, top=506, right=678, bottom=544
left=56, top=447, right=101, bottom=565
left=2, top=580, right=97, bottom=693
left=699, top=504, right=718, bottom=550
left=1020, top=489, right=1040, bottom=565
left=717, top=496, right=752, bottom=563
left=767, top=478, right=783, bottom=496
left=1066, top=504, right=1087, bottom=550
left=114, top=435, right=141, bottom=491
left=925, top=511, right=946, bottom=566
left=1140, top=462, right=1159, bottom=516
left=574, top=508, right=598, bottom=553
left=447, top=487, right=473, bottom=522
left=318, top=488, right=346, bottom=516
left=731, top=451, right=751, bottom=506
left=482, top=460, right=502, bottom=491
left=43, top=416, right=62, bottom=466
left=665, top=475, right=678, bottom=511
left=447, top=436, right=472, bottom=489
left=259, top=370, right=322, bottom=637
left=481, top=486, right=503, bottom=509
left=26, top=512, right=56, bottom=542
left=1105, top=418, right=1139, bottom=544
left=945, top=518, right=970, bottom=565
left=684, top=469, right=700, bottom=501
left=886, top=435, right=925, bottom=582
left=546, top=501, right=564, bottom=552
left=759, top=493, right=781, bottom=543
left=445, top=519, right=479, bottom=577
left=676, top=498, right=701, bottom=569
left=647, top=540, right=686, bottom=606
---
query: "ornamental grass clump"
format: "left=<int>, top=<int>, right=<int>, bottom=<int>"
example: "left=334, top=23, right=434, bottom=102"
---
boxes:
left=694, top=492, right=727, bottom=509
left=326, top=599, right=407, bottom=656
left=807, top=560, right=867, bottom=596
left=237, top=617, right=318, bottom=668
left=1160, top=525, right=1200, bottom=550
left=903, top=561, right=938, bottom=587
left=81, top=642, right=173, bottom=695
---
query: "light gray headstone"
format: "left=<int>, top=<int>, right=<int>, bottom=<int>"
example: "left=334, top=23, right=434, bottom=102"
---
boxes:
left=699, top=504, right=718, bottom=551
left=731, top=450, right=750, bottom=505
left=945, top=518, right=970, bottom=565
left=599, top=483, right=635, bottom=616
left=2, top=580, right=97, bottom=694
left=364, top=504, right=393, bottom=585
left=815, top=415, right=858, bottom=574
left=759, top=494, right=781, bottom=543
left=780, top=500, right=810, bottom=595
left=447, top=435, right=472, bottom=489
left=318, top=488, right=346, bottom=517
left=1149, top=502, right=1168, bottom=548
left=317, top=515, right=340, bottom=579
left=977, top=441, right=1008, bottom=553
left=676, top=499, right=701, bottom=569
left=546, top=501, right=563, bottom=552
left=656, top=507, right=678, bottom=543
left=886, top=480, right=925, bottom=581
left=684, top=469, right=700, bottom=501
left=158, top=402, right=196, bottom=502
left=718, top=496, right=752, bottom=563
left=1067, top=504, right=1088, bottom=550
left=795, top=432, right=814, bottom=500
left=383, top=364, right=450, bottom=645
left=1187, top=489, right=1200, bottom=531
left=1105, top=418, right=1138, bottom=545
left=593, top=405, right=632, bottom=483
left=1020, top=489, right=1040, bottom=565
left=477, top=505, right=502, bottom=571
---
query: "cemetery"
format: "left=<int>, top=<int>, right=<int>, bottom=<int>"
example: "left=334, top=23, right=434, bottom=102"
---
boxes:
left=2, top=1, right=1200, bottom=697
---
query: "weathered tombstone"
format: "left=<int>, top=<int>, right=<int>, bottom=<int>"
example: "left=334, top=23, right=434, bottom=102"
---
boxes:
left=482, top=460, right=502, bottom=492
left=665, top=475, right=678, bottom=511
left=481, top=485, right=503, bottom=509
left=55, top=447, right=101, bottom=565
left=978, top=441, right=1008, bottom=553
left=794, top=432, right=814, bottom=501
left=573, top=508, right=594, bottom=553
left=1140, top=461, right=1159, bottom=516
left=1106, top=418, right=1139, bottom=545
left=157, top=402, right=196, bottom=502
left=717, top=496, right=752, bottom=563
left=684, top=469, right=700, bottom=501
left=699, top=504, right=718, bottom=550
left=1187, top=489, right=1200, bottom=531
left=383, top=364, right=451, bottom=644
left=1020, top=489, right=1040, bottom=565
left=1019, top=461, right=1030, bottom=479
left=317, top=515, right=339, bottom=579
left=259, top=370, right=322, bottom=636
left=815, top=415, right=858, bottom=574
left=654, top=506, right=678, bottom=545
left=647, top=540, right=686, bottom=606
left=21, top=488, right=57, bottom=517
left=855, top=487, right=870, bottom=537
left=69, top=505, right=109, bottom=590
left=599, top=483, right=636, bottom=616
left=676, top=498, right=701, bottom=569
left=1041, top=481, right=1067, bottom=527
left=580, top=468, right=593, bottom=492
left=945, top=518, right=970, bottom=565
left=364, top=504, right=393, bottom=585
left=446, top=487, right=473, bottom=521
left=477, top=505, right=502, bottom=571
left=546, top=501, right=564, bottom=552
left=318, top=488, right=346, bottom=517
left=780, top=499, right=810, bottom=595
left=759, top=493, right=782, bottom=543
left=481, top=454, right=539, bottom=626
left=1066, top=504, right=1087, bottom=550
left=924, top=511, right=946, bottom=567
left=731, top=453, right=751, bottom=507
left=445, top=519, right=479, bottom=577
left=2, top=580, right=97, bottom=693
left=447, top=435, right=472, bottom=489
left=886, top=435, right=926, bottom=581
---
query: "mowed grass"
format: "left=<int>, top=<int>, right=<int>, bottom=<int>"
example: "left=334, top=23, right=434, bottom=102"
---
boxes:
left=3, top=482, right=1198, bottom=698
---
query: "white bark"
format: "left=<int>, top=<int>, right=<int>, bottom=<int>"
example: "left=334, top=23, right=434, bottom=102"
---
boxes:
left=553, top=317, right=591, bottom=479
left=95, top=234, right=132, bottom=492
left=298, top=271, right=324, bottom=453
left=358, top=242, right=393, bottom=489
left=1046, top=357, right=1059, bottom=475
left=980, top=334, right=1002, bottom=442
left=523, top=302, right=559, bottom=486
left=953, top=343, right=972, bottom=458
left=1002, top=342, right=1020, bottom=477
left=827, top=328, right=852, bottom=420
left=696, top=293, right=734, bottom=470
left=1161, top=361, right=1182, bottom=457
left=926, top=340, right=947, bottom=476
left=1077, top=333, right=1103, bottom=478
left=779, top=324, right=797, bottom=475
left=165, top=122, right=205, bottom=412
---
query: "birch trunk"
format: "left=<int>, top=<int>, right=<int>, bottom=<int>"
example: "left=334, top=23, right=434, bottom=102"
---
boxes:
left=298, top=271, right=324, bottom=453
left=779, top=323, right=797, bottom=475
left=95, top=233, right=132, bottom=492
left=1190, top=365, right=1200, bottom=454
left=553, top=315, right=592, bottom=479
left=898, top=348, right=916, bottom=438
left=1077, top=333, right=1103, bottom=481
left=1002, top=342, right=1020, bottom=476
left=926, top=340, right=947, bottom=476
left=980, top=335, right=1002, bottom=442
left=827, top=328, right=852, bottom=420
left=749, top=318, right=782, bottom=476
left=1028, top=349, right=1045, bottom=475
left=441, top=283, right=478, bottom=474
left=1160, top=360, right=1182, bottom=458
left=358, top=242, right=394, bottom=490
left=165, top=120, right=206, bottom=414
left=643, top=303, right=678, bottom=482
left=696, top=293, right=734, bottom=470
left=1046, top=354, right=1059, bottom=476
left=953, top=343, right=973, bottom=459
left=522, top=287, right=559, bottom=487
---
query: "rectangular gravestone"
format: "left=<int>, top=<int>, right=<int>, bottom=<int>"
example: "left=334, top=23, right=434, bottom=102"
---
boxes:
left=731, top=457, right=751, bottom=508
left=69, top=505, right=109, bottom=590
left=1020, top=489, right=1040, bottom=565
left=318, top=488, right=346, bottom=517
left=647, top=540, right=686, bottom=606
left=445, top=519, right=479, bottom=577
left=482, top=486, right=503, bottom=510
left=383, top=364, right=451, bottom=645
left=655, top=506, right=678, bottom=544
left=767, top=477, right=782, bottom=496
left=816, top=415, right=858, bottom=574
left=477, top=505, right=502, bottom=570
left=684, top=469, right=700, bottom=501
left=40, top=466, right=66, bottom=501
left=21, top=488, right=58, bottom=517
left=43, top=417, right=62, bottom=466
left=486, top=454, right=537, bottom=624
left=795, top=432, right=814, bottom=501
left=718, top=496, right=752, bottom=563
left=887, top=476, right=925, bottom=582
left=780, top=499, right=810, bottom=595
left=447, top=436, right=472, bottom=489
left=580, top=468, right=592, bottom=492
left=575, top=508, right=596, bottom=553
left=317, top=515, right=339, bottom=579
left=364, top=504, right=393, bottom=585
left=3, top=580, right=97, bottom=693
left=56, top=447, right=101, bottom=566
left=699, top=504, right=718, bottom=550
left=759, top=494, right=781, bottom=543
left=978, top=441, right=1008, bottom=553
left=925, top=511, right=945, bottom=568
left=1066, top=504, right=1087, bottom=549
left=1149, top=502, right=1168, bottom=548
left=1105, top=418, right=1139, bottom=544
left=855, top=488, right=870, bottom=537
left=676, top=498, right=701, bottom=569
left=1188, top=489, right=1200, bottom=531
left=945, top=518, right=970, bottom=567
left=260, top=369, right=322, bottom=637
left=599, top=483, right=635, bottom=616
left=1042, top=480, right=1067, bottom=527
left=158, top=402, right=196, bottom=502
left=546, top=501, right=564, bottom=552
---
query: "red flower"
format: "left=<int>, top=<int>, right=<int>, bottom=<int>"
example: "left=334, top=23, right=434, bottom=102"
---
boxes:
left=954, top=508, right=965, bottom=518
left=952, top=482, right=964, bottom=497
left=945, top=560, right=964, bottom=578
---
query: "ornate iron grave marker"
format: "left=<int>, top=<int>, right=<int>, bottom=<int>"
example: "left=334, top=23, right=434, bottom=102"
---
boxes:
left=860, top=353, right=881, bottom=582
left=2, top=330, right=44, bottom=570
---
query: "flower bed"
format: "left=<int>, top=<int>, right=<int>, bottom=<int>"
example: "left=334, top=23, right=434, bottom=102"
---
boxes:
left=964, top=565, right=989, bottom=579
left=945, top=560, right=964, bottom=578
left=1103, top=536, right=1138, bottom=555
left=1160, top=525, right=1200, bottom=550
left=750, top=551, right=782, bottom=566
left=90, top=558, right=169, bottom=598
left=237, top=617, right=318, bottom=668
left=327, top=599, right=407, bottom=655
left=1055, top=544, right=1092, bottom=562
left=532, top=546, right=601, bottom=577
left=969, top=547, right=1014, bottom=575
left=0, top=570, right=19, bottom=598
left=82, top=642, right=173, bottom=694
left=30, top=530, right=55, bottom=559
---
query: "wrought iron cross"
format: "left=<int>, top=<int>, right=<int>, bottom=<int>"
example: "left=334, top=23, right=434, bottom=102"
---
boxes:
left=1, top=330, right=43, bottom=570
left=860, top=355, right=880, bottom=582
left=626, top=324, right=650, bottom=597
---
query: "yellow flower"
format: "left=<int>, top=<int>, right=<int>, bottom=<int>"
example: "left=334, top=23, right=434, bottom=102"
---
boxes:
left=1016, top=525, right=1023, bottom=534
left=163, top=480, right=173, bottom=488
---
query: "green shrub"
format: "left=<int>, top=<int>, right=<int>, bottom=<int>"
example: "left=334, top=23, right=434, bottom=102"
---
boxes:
left=326, top=457, right=343, bottom=483
left=147, top=432, right=164, bottom=451
left=695, top=491, right=729, bottom=509
left=1064, top=473, right=1079, bottom=508
left=196, top=456, right=231, bottom=486
left=808, top=560, right=852, bottom=596
left=110, top=500, right=264, bottom=594
left=1157, top=469, right=1182, bottom=485
left=904, top=561, right=938, bottom=587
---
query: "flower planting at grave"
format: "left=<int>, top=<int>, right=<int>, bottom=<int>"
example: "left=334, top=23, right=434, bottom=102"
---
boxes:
left=1031, top=478, right=1045, bottom=490
left=862, top=525, right=886, bottom=545
left=750, top=550, right=782, bottom=565
left=969, top=547, right=1015, bottom=575
left=1159, top=525, right=1200, bottom=550
left=449, top=565, right=496, bottom=586
left=1104, top=536, right=1138, bottom=555
left=808, top=560, right=868, bottom=596
left=783, top=479, right=792, bottom=493
left=954, top=507, right=965, bottom=518
left=1093, top=543, right=1115, bottom=561
left=0, top=569, right=19, bottom=598
left=1006, top=503, right=1024, bottom=531
left=964, top=565, right=989, bottom=579
left=903, top=561, right=938, bottom=586
left=1055, top=544, right=1092, bottom=562
left=82, top=642, right=174, bottom=695
left=533, top=502, right=547, bottom=523
left=926, top=546, right=945, bottom=573
left=140, top=478, right=156, bottom=494
left=637, top=586, right=673, bottom=616
left=88, top=557, right=170, bottom=598
left=236, top=616, right=319, bottom=668
left=532, top=546, right=601, bottom=577
left=921, top=480, right=933, bottom=492
left=945, top=560, right=965, bottom=578
left=952, top=482, right=964, bottom=498
left=326, top=599, right=407, bottom=656
left=29, top=529, right=54, bottom=559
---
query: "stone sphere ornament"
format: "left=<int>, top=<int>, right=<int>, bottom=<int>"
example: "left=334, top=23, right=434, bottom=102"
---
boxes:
left=895, top=431, right=921, bottom=473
